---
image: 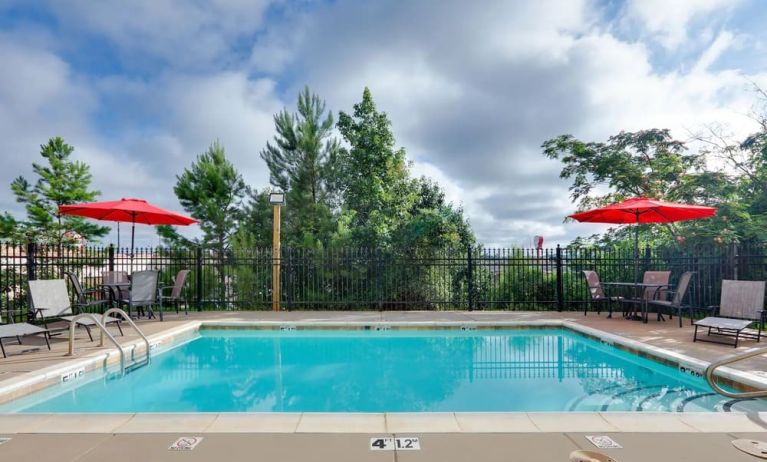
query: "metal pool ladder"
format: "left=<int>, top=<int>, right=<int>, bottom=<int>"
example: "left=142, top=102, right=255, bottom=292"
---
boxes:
left=66, top=308, right=151, bottom=376
left=705, top=344, right=767, bottom=399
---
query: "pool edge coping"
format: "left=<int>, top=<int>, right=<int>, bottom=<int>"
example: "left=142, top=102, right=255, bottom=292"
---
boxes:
left=0, top=411, right=766, bottom=434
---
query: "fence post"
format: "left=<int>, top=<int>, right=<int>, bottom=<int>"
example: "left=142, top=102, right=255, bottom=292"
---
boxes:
left=195, top=246, right=203, bottom=311
left=286, top=248, right=293, bottom=311
left=376, top=249, right=383, bottom=311
left=556, top=244, right=564, bottom=312
left=26, top=241, right=37, bottom=282
left=467, top=246, right=474, bottom=311
left=644, top=245, right=652, bottom=272
left=108, top=245, right=115, bottom=272
left=730, top=240, right=739, bottom=280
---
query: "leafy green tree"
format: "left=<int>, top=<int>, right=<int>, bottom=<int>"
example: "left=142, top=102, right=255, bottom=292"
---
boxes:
left=542, top=129, right=699, bottom=208
left=0, top=137, right=109, bottom=244
left=689, top=88, right=767, bottom=245
left=542, top=129, right=726, bottom=246
left=336, top=88, right=414, bottom=247
left=260, top=86, right=340, bottom=246
left=394, top=177, right=475, bottom=250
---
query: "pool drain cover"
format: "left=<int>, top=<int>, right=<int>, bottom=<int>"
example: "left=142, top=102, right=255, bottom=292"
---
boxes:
left=732, top=439, right=767, bottom=459
left=569, top=450, right=619, bottom=462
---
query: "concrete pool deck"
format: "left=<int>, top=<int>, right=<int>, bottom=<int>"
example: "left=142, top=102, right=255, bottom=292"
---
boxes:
left=2, top=432, right=767, bottom=462
left=1, top=311, right=767, bottom=460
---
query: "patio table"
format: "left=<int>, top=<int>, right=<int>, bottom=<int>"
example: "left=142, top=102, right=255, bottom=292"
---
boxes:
left=100, top=282, right=130, bottom=308
left=601, top=282, right=669, bottom=324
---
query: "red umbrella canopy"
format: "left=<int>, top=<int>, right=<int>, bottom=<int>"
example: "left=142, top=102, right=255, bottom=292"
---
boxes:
left=59, top=198, right=197, bottom=225
left=568, top=197, right=716, bottom=224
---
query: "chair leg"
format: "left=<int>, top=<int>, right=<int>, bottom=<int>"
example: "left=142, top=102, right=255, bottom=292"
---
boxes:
left=693, top=325, right=699, bottom=342
left=16, top=336, right=21, bottom=344
left=43, top=332, right=51, bottom=350
left=0, top=338, right=5, bottom=358
left=84, top=326, right=93, bottom=342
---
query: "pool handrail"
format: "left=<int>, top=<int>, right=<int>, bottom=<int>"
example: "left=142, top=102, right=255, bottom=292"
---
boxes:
left=66, top=309, right=150, bottom=376
left=101, top=308, right=150, bottom=365
left=67, top=313, right=126, bottom=375
left=705, top=344, right=767, bottom=398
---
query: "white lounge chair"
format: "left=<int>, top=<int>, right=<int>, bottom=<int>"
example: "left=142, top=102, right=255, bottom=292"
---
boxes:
left=28, top=279, right=123, bottom=341
left=694, top=280, right=766, bottom=348
left=0, top=310, right=50, bottom=358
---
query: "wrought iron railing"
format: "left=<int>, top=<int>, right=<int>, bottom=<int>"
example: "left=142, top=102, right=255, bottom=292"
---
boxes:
left=0, top=242, right=763, bottom=318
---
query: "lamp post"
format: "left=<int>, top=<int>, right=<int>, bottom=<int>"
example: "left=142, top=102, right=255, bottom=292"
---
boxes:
left=269, top=192, right=286, bottom=312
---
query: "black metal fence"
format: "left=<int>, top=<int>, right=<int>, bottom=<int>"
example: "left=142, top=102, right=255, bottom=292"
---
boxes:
left=1, top=242, right=765, bottom=321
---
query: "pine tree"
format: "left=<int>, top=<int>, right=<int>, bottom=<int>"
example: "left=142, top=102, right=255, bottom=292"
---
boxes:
left=260, top=86, right=340, bottom=246
left=1, top=137, right=109, bottom=244
left=174, top=141, right=246, bottom=253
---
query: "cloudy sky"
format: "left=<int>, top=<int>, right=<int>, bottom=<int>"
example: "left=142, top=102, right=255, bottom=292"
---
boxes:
left=1, top=0, right=766, bottom=247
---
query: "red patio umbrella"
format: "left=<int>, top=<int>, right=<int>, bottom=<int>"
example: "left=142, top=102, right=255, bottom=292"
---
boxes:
left=569, top=197, right=716, bottom=279
left=59, top=198, right=197, bottom=256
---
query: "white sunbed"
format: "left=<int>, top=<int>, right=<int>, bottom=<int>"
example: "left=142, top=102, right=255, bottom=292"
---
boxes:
left=694, top=280, right=766, bottom=348
left=28, top=279, right=123, bottom=341
left=0, top=310, right=50, bottom=358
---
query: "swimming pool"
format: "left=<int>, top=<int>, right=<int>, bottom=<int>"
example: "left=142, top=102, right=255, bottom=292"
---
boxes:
left=3, top=328, right=766, bottom=413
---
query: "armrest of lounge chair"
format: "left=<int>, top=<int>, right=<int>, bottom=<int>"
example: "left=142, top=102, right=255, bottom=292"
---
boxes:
left=26, top=307, right=48, bottom=321
left=73, top=298, right=110, bottom=312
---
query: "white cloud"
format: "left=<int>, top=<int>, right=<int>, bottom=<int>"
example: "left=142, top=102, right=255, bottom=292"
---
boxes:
left=1, top=0, right=766, bottom=248
left=692, top=30, right=737, bottom=73
left=0, top=39, right=95, bottom=210
left=46, top=0, right=274, bottom=69
left=624, top=0, right=742, bottom=49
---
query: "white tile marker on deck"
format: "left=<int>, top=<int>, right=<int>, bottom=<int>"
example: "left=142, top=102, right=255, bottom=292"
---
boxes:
left=168, top=436, right=203, bottom=451
left=586, top=435, right=622, bottom=449
left=369, top=437, right=421, bottom=451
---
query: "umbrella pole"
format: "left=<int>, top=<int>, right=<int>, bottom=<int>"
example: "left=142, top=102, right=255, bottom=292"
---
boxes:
left=117, top=222, right=120, bottom=249
left=130, top=215, right=135, bottom=273
left=634, top=211, right=640, bottom=284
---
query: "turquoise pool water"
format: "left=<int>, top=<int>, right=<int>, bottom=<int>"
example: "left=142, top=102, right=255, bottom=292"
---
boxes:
left=4, top=328, right=767, bottom=413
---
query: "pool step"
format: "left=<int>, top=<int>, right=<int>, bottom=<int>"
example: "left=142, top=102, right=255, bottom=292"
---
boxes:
left=569, top=385, right=724, bottom=412
left=635, top=387, right=702, bottom=412
left=599, top=385, right=675, bottom=411
left=567, top=385, right=626, bottom=411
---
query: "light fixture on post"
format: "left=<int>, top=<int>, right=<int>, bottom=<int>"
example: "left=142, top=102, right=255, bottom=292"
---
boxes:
left=269, top=192, right=286, bottom=312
